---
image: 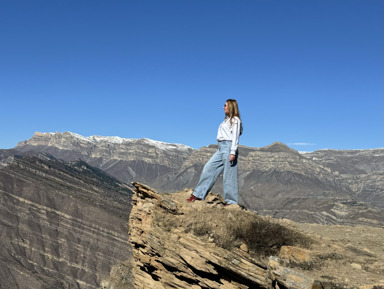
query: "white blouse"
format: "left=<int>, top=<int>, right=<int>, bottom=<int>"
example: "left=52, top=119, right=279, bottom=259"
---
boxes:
left=217, top=116, right=241, bottom=155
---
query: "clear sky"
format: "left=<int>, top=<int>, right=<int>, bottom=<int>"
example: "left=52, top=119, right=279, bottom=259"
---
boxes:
left=1, top=0, right=383, bottom=151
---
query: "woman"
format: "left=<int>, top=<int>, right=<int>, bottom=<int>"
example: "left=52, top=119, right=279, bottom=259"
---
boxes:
left=187, top=99, right=243, bottom=205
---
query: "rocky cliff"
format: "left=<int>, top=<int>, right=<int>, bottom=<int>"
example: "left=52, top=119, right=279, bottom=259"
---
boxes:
left=101, top=183, right=384, bottom=289
left=13, top=132, right=384, bottom=227
left=0, top=155, right=133, bottom=289
left=15, top=131, right=193, bottom=186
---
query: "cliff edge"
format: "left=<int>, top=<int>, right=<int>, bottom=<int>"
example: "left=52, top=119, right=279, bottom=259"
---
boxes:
left=101, top=183, right=384, bottom=289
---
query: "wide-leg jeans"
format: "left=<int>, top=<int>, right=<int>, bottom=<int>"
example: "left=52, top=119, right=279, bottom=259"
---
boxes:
left=192, top=140, right=239, bottom=205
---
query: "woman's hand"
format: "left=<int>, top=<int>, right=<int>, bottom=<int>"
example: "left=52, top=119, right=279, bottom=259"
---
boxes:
left=229, top=154, right=236, bottom=162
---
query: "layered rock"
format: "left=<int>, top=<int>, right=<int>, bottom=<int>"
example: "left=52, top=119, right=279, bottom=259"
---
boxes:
left=105, top=183, right=268, bottom=288
left=102, top=183, right=384, bottom=289
left=127, top=183, right=268, bottom=289
left=0, top=155, right=133, bottom=289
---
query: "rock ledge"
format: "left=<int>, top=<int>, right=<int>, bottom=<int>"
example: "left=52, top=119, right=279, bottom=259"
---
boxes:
left=102, top=182, right=384, bottom=289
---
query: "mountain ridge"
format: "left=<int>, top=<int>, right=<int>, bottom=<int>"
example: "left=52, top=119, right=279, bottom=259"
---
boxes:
left=5, top=131, right=384, bottom=227
left=18, top=131, right=384, bottom=152
left=17, top=131, right=193, bottom=151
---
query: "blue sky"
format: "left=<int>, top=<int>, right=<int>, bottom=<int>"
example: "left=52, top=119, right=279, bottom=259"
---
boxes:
left=1, top=0, right=383, bottom=151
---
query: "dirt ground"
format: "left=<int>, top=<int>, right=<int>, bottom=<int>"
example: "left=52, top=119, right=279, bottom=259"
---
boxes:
left=287, top=221, right=384, bottom=287
left=166, top=188, right=384, bottom=288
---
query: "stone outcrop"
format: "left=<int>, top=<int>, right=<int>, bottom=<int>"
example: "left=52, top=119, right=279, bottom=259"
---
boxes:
left=102, top=182, right=269, bottom=289
left=127, top=182, right=268, bottom=289
left=102, top=183, right=384, bottom=289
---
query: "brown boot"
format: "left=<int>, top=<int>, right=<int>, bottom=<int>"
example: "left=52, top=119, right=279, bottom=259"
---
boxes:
left=186, top=195, right=200, bottom=202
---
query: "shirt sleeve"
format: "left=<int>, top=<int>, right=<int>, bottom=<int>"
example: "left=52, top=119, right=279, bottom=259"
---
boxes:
left=230, top=117, right=241, bottom=155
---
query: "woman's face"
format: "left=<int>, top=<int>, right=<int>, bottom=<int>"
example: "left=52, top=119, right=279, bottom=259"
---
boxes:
left=224, top=102, right=229, bottom=114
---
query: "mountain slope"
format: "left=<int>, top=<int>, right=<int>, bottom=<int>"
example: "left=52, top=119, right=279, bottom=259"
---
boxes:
left=0, top=155, right=133, bottom=289
left=161, top=142, right=384, bottom=226
left=15, top=132, right=193, bottom=185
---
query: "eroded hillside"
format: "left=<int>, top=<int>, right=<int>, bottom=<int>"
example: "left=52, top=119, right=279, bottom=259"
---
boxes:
left=0, top=155, right=133, bottom=289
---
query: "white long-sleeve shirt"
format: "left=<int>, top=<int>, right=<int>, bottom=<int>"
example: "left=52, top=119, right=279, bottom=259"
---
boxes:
left=217, top=116, right=241, bottom=155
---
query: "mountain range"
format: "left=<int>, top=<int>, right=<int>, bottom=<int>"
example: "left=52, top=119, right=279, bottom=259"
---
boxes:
left=0, top=131, right=383, bottom=288
left=5, top=131, right=384, bottom=226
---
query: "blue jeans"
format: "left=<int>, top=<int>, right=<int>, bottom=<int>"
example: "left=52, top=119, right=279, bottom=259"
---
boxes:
left=193, top=140, right=239, bottom=204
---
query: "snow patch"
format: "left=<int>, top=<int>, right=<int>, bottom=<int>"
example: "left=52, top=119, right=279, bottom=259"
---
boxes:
left=63, top=132, right=192, bottom=151
left=141, top=138, right=192, bottom=151
left=90, top=135, right=136, bottom=144
left=67, top=132, right=93, bottom=143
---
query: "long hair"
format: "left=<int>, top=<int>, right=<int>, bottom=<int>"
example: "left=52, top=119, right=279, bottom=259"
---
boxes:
left=226, top=99, right=243, bottom=135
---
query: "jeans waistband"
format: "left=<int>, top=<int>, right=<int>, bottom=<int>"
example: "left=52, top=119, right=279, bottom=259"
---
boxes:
left=218, top=140, right=232, bottom=145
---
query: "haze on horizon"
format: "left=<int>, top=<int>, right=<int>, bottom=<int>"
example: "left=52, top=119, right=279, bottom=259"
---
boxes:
left=1, top=0, right=383, bottom=151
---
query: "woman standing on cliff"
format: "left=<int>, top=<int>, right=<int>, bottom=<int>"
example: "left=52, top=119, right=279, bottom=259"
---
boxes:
left=187, top=99, right=243, bottom=206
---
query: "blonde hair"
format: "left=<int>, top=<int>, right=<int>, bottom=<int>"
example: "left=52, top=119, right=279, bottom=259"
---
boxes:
left=225, top=99, right=243, bottom=135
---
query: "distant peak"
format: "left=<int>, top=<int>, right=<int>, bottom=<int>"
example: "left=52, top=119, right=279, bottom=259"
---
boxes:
left=271, top=141, right=287, bottom=147
left=258, top=142, right=301, bottom=155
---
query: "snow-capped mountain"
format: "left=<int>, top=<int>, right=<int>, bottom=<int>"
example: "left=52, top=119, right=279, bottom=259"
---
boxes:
left=18, top=131, right=192, bottom=151
left=5, top=131, right=384, bottom=227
